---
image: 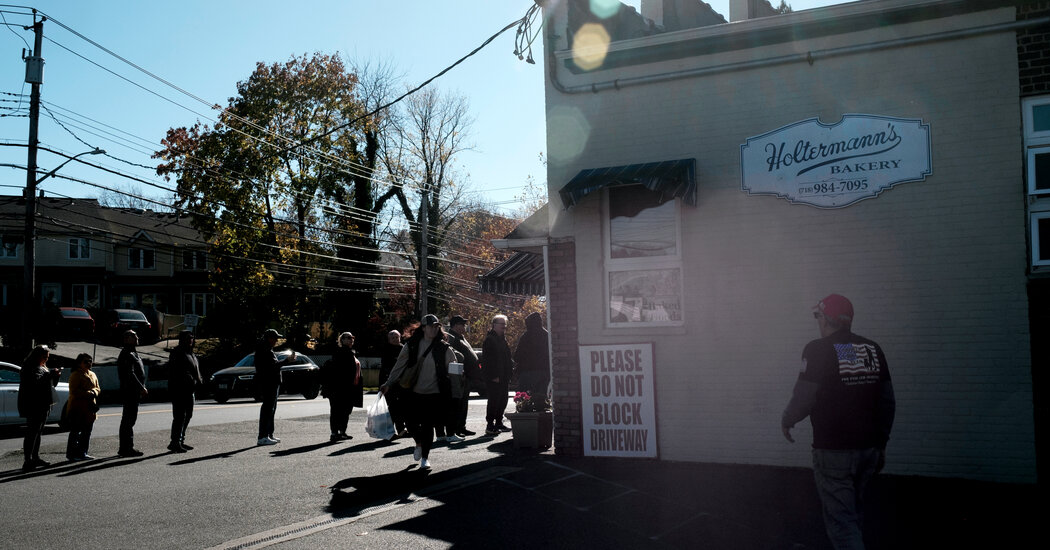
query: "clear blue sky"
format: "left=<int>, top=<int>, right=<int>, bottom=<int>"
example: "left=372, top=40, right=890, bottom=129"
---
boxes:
left=0, top=0, right=838, bottom=213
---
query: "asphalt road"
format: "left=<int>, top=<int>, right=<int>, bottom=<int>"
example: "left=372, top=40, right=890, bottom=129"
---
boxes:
left=1, top=394, right=673, bottom=550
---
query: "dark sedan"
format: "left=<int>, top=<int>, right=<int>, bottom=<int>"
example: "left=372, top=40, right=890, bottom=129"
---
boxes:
left=57, top=307, right=95, bottom=340
left=210, top=351, right=320, bottom=403
left=99, top=309, right=154, bottom=344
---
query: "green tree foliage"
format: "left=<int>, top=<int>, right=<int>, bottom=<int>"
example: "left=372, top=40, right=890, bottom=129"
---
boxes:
left=155, top=53, right=372, bottom=345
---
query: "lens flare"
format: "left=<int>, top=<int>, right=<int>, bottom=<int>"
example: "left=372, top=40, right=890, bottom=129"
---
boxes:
left=573, top=23, right=611, bottom=71
left=547, top=105, right=591, bottom=164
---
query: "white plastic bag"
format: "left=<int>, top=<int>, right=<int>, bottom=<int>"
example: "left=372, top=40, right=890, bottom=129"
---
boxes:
left=365, top=394, right=396, bottom=440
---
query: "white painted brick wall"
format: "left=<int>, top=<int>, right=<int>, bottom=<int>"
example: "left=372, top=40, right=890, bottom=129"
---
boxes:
left=546, top=8, right=1036, bottom=482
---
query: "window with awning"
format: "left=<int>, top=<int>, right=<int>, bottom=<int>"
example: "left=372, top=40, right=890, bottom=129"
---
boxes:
left=559, top=158, right=696, bottom=209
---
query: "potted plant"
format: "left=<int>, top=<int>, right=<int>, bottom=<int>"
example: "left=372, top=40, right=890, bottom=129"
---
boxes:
left=506, top=391, right=553, bottom=449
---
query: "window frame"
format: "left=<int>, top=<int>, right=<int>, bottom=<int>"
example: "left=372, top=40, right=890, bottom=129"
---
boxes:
left=68, top=237, right=91, bottom=260
left=1032, top=211, right=1050, bottom=268
left=602, top=184, right=684, bottom=328
left=128, top=246, right=156, bottom=270
left=182, top=250, right=207, bottom=270
left=71, top=284, right=100, bottom=309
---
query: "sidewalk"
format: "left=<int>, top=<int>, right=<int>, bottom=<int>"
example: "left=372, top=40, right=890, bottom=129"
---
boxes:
left=522, top=454, right=1041, bottom=549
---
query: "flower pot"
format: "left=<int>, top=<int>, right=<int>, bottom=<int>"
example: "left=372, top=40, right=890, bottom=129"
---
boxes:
left=506, top=411, right=553, bottom=449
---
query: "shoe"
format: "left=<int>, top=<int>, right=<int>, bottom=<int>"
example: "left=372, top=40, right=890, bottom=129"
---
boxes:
left=257, top=437, right=278, bottom=446
left=22, top=462, right=36, bottom=472
left=268, top=435, right=281, bottom=442
left=118, top=449, right=144, bottom=458
left=72, top=454, right=95, bottom=462
left=168, top=442, right=187, bottom=453
left=330, top=433, right=342, bottom=442
left=485, top=427, right=500, bottom=436
left=340, top=433, right=353, bottom=440
left=446, top=434, right=464, bottom=443
left=436, top=436, right=447, bottom=442
left=420, top=458, right=432, bottom=470
left=180, top=443, right=194, bottom=451
left=458, top=429, right=476, bottom=436
left=397, top=429, right=409, bottom=438
left=32, top=458, right=51, bottom=467
left=497, top=423, right=512, bottom=432
left=413, top=446, right=422, bottom=461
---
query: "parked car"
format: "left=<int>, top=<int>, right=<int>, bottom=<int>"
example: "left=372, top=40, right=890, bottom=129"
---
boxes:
left=57, top=307, right=95, bottom=341
left=0, top=361, right=70, bottom=426
left=99, top=309, right=154, bottom=344
left=210, top=351, right=320, bottom=403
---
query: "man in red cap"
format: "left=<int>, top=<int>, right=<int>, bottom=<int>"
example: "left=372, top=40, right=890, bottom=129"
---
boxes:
left=782, top=294, right=896, bottom=550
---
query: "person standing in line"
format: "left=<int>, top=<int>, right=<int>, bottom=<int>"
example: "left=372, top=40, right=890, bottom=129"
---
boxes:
left=167, top=330, right=202, bottom=453
left=379, top=329, right=408, bottom=438
left=482, top=314, right=513, bottom=436
left=117, top=330, right=148, bottom=457
left=380, top=314, right=458, bottom=471
left=513, top=311, right=550, bottom=398
left=256, top=328, right=296, bottom=446
left=65, top=353, right=100, bottom=461
left=322, top=332, right=363, bottom=441
left=446, top=315, right=478, bottom=437
left=19, top=345, right=61, bottom=470
left=782, top=294, right=896, bottom=550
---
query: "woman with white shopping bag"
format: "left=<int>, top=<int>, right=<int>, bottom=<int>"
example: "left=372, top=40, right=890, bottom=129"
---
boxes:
left=380, top=314, right=457, bottom=471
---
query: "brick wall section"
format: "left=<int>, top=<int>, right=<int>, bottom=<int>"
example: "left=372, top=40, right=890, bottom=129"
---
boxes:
left=1018, top=1, right=1050, bottom=96
left=548, top=239, right=583, bottom=456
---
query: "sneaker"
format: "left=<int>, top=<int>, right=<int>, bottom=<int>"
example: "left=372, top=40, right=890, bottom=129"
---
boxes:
left=340, top=433, right=353, bottom=440
left=72, top=454, right=95, bottom=462
left=21, top=462, right=36, bottom=472
left=118, top=449, right=144, bottom=458
left=257, top=437, right=278, bottom=446
left=32, top=458, right=51, bottom=467
left=496, top=423, right=512, bottom=432
left=446, top=434, right=464, bottom=443
left=420, top=458, right=432, bottom=470
left=435, top=436, right=447, bottom=442
left=413, top=446, right=422, bottom=461
left=269, top=436, right=281, bottom=443
left=180, top=444, right=194, bottom=451
left=458, top=429, right=476, bottom=436
left=167, top=442, right=187, bottom=453
left=485, top=427, right=500, bottom=436
left=330, top=433, right=342, bottom=442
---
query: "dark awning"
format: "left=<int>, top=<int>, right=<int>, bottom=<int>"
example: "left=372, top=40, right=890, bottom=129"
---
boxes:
left=559, top=158, right=697, bottom=209
left=478, top=251, right=545, bottom=296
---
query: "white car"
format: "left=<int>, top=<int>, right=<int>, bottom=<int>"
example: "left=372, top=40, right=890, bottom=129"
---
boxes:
left=0, top=361, right=70, bottom=426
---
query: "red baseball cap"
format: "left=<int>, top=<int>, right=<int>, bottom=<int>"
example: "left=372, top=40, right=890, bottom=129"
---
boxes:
left=814, top=294, right=854, bottom=324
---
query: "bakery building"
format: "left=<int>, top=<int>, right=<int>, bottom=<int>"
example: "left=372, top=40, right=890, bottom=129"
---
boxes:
left=512, top=0, right=1047, bottom=483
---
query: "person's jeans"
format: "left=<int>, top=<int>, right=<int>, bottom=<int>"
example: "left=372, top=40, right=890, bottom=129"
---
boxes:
left=66, top=416, right=94, bottom=457
left=171, top=390, right=195, bottom=444
left=328, top=395, right=352, bottom=435
left=407, top=392, right=443, bottom=459
left=119, top=399, right=139, bottom=451
left=258, top=383, right=280, bottom=438
left=23, top=411, right=48, bottom=462
left=812, top=448, right=880, bottom=550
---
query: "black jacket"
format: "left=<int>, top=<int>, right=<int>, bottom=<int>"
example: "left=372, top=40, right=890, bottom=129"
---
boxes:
left=481, top=329, right=513, bottom=383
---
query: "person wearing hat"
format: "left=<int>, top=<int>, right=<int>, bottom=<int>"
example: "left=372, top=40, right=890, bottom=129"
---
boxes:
left=117, top=329, right=148, bottom=457
left=447, top=315, right=479, bottom=437
left=167, top=330, right=202, bottom=453
left=256, top=328, right=296, bottom=446
left=380, top=314, right=458, bottom=470
left=781, top=294, right=896, bottom=550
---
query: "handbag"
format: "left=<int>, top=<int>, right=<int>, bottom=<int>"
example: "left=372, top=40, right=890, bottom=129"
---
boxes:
left=365, top=394, right=396, bottom=440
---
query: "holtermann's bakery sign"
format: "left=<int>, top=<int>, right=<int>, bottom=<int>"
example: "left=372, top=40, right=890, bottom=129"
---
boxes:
left=740, top=114, right=931, bottom=208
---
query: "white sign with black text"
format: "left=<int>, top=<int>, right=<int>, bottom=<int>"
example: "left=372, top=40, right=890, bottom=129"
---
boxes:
left=740, top=114, right=932, bottom=208
left=578, top=343, right=657, bottom=458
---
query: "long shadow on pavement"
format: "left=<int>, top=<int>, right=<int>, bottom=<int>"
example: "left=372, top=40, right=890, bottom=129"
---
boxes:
left=167, top=446, right=256, bottom=466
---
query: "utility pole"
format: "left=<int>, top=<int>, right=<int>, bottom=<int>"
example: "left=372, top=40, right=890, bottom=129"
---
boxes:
left=418, top=185, right=429, bottom=317
left=21, top=12, right=44, bottom=351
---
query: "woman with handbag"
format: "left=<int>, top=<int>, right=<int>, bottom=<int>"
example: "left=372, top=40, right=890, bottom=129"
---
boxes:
left=65, top=353, right=101, bottom=461
left=380, top=315, right=457, bottom=471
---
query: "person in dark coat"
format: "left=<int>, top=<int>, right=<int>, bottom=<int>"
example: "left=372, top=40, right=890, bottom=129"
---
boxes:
left=481, top=314, right=513, bottom=436
left=513, top=311, right=550, bottom=398
left=65, top=353, right=100, bottom=461
left=117, top=330, right=148, bottom=457
left=256, top=328, right=295, bottom=446
left=19, top=345, right=60, bottom=470
left=167, top=330, right=202, bottom=453
left=322, top=331, right=363, bottom=441
left=379, top=329, right=407, bottom=437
